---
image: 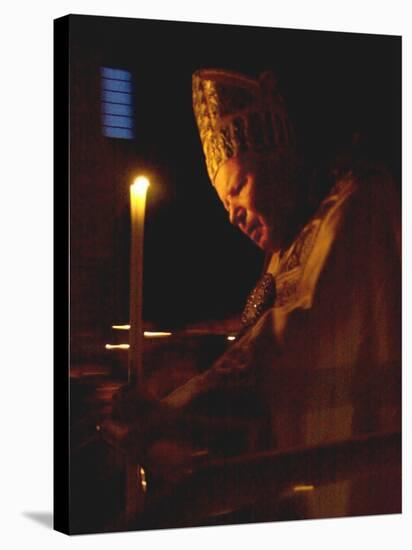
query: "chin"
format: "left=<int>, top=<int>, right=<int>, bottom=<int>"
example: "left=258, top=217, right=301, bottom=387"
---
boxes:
left=255, top=227, right=276, bottom=253
left=255, top=232, right=272, bottom=252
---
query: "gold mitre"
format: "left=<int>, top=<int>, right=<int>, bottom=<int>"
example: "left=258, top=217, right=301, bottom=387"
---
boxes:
left=192, top=68, right=294, bottom=184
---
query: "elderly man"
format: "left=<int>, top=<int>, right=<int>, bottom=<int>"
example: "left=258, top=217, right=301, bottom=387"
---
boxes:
left=166, top=67, right=400, bottom=411
left=160, top=68, right=401, bottom=518
left=114, top=68, right=401, bottom=522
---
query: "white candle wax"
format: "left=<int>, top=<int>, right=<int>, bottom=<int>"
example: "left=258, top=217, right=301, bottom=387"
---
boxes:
left=129, top=176, right=149, bottom=385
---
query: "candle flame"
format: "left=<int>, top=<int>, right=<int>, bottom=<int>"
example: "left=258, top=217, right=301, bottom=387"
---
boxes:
left=131, top=176, right=150, bottom=197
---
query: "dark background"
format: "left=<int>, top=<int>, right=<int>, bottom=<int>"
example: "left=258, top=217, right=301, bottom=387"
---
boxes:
left=68, top=14, right=401, bottom=361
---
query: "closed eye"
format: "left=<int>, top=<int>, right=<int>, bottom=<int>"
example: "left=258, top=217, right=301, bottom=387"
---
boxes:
left=225, top=176, right=246, bottom=209
left=232, top=176, right=246, bottom=196
left=223, top=175, right=247, bottom=211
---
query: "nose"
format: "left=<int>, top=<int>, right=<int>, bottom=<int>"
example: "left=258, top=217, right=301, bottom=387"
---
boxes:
left=228, top=203, right=247, bottom=228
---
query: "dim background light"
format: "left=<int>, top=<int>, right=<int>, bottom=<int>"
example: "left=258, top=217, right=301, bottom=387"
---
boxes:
left=111, top=325, right=172, bottom=337
left=293, top=485, right=315, bottom=492
left=105, top=332, right=172, bottom=349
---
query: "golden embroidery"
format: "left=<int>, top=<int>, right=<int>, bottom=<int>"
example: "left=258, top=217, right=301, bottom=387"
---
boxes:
left=192, top=69, right=294, bottom=183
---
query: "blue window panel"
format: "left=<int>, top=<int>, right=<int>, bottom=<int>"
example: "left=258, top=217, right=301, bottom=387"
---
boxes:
left=103, top=126, right=133, bottom=139
left=103, top=114, right=133, bottom=129
left=101, top=67, right=134, bottom=139
left=102, top=78, right=132, bottom=94
left=101, top=67, right=131, bottom=81
left=102, top=90, right=132, bottom=105
left=102, top=102, right=133, bottom=117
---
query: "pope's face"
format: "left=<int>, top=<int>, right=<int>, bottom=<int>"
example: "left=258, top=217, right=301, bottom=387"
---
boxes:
left=214, top=153, right=289, bottom=252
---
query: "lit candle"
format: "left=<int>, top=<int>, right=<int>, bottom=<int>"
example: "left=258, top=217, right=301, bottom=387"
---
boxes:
left=129, top=176, right=150, bottom=385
